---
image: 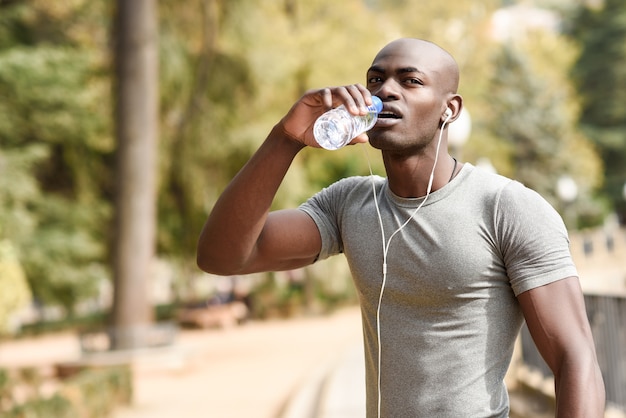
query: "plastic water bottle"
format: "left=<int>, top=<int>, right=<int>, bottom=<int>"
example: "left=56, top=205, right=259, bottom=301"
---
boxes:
left=313, top=96, right=383, bottom=150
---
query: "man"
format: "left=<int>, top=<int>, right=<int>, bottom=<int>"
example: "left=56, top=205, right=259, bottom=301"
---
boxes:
left=197, top=38, right=605, bottom=417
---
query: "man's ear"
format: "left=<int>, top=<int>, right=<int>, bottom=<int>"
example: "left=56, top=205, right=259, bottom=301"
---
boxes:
left=445, top=95, right=463, bottom=122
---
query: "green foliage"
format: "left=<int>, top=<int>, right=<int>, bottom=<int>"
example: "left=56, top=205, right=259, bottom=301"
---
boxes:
left=0, top=2, right=112, bottom=313
left=568, top=0, right=626, bottom=222
left=488, top=43, right=567, bottom=194
left=17, top=311, right=108, bottom=338
left=569, top=0, right=626, bottom=129
left=23, top=196, right=108, bottom=313
left=0, top=145, right=47, bottom=244
left=0, top=365, right=131, bottom=418
left=60, top=366, right=132, bottom=418
left=1, top=395, right=75, bottom=418
left=155, top=0, right=501, bottom=259
left=1, top=0, right=616, bottom=320
left=156, top=0, right=259, bottom=255
left=246, top=267, right=357, bottom=319
left=484, top=35, right=603, bottom=223
left=0, top=241, right=31, bottom=335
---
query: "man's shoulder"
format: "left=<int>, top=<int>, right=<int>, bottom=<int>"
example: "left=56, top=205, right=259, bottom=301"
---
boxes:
left=302, top=176, right=381, bottom=212
left=465, top=164, right=513, bottom=188
left=332, top=175, right=384, bottom=186
left=457, top=164, right=518, bottom=204
left=321, top=175, right=384, bottom=195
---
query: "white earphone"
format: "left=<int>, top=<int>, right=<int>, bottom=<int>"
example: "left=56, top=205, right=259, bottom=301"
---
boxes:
left=363, top=105, right=454, bottom=418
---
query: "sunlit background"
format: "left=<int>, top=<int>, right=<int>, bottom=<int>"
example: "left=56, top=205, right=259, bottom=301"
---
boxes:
left=0, top=0, right=625, bottom=417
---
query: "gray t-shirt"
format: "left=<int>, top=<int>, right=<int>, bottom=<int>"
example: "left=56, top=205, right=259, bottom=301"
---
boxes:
left=299, top=163, right=577, bottom=417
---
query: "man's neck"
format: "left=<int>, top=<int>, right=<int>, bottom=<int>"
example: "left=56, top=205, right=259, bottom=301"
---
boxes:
left=383, top=152, right=458, bottom=198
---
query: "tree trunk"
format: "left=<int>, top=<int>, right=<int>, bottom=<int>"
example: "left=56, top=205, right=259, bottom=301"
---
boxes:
left=111, top=0, right=158, bottom=350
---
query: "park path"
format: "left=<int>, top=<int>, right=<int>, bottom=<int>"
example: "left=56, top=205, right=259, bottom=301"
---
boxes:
left=111, top=307, right=363, bottom=418
left=0, top=306, right=364, bottom=418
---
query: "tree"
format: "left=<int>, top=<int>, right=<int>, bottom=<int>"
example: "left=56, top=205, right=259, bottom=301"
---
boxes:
left=110, top=0, right=158, bottom=349
left=0, top=239, right=31, bottom=335
left=0, top=1, right=111, bottom=315
left=568, top=0, right=626, bottom=224
left=4, top=0, right=609, bottom=323
left=485, top=40, right=602, bottom=223
left=156, top=0, right=257, bottom=260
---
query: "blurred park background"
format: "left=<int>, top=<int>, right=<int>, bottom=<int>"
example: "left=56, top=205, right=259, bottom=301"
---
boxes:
left=1, top=0, right=625, bottom=417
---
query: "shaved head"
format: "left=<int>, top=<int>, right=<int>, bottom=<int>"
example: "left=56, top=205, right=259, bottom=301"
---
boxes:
left=373, top=38, right=459, bottom=94
left=365, top=37, right=463, bottom=153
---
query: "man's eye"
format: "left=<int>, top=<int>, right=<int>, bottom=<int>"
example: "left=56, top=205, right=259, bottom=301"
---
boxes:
left=368, top=76, right=383, bottom=84
left=406, top=78, right=423, bottom=85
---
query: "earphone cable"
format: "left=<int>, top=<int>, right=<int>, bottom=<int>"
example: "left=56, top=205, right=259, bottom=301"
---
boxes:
left=361, top=114, right=451, bottom=418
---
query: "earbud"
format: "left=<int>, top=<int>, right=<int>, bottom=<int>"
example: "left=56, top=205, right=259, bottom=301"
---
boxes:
left=444, top=108, right=453, bottom=119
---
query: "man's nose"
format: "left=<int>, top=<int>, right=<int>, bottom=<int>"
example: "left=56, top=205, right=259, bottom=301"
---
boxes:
left=372, top=79, right=399, bottom=100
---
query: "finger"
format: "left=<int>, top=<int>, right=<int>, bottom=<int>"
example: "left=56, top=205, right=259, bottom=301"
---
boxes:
left=354, top=83, right=374, bottom=110
left=348, top=132, right=370, bottom=145
left=343, top=84, right=373, bottom=115
left=319, top=88, right=333, bottom=110
left=344, top=84, right=365, bottom=114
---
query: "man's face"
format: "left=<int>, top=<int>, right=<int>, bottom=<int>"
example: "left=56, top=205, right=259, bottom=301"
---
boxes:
left=366, top=40, right=449, bottom=152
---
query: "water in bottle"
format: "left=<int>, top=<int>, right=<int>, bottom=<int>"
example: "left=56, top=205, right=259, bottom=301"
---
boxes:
left=314, top=96, right=383, bottom=150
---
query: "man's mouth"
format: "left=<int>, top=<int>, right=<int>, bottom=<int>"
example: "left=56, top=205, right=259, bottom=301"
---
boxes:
left=377, top=111, right=402, bottom=119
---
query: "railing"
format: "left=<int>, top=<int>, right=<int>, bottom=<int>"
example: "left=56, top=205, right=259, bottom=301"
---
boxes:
left=520, top=294, right=626, bottom=413
left=586, top=295, right=626, bottom=410
left=519, top=227, right=626, bottom=413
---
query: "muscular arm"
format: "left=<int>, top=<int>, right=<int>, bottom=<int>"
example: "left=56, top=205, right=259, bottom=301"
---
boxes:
left=197, top=127, right=321, bottom=275
left=197, top=84, right=374, bottom=276
left=518, top=277, right=605, bottom=417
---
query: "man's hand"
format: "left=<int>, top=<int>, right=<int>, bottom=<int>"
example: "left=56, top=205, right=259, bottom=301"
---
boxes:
left=279, top=84, right=375, bottom=148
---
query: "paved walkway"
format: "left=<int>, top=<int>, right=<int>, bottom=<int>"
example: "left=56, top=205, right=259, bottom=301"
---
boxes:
left=280, top=339, right=366, bottom=418
left=110, top=307, right=364, bottom=418
left=0, top=307, right=364, bottom=418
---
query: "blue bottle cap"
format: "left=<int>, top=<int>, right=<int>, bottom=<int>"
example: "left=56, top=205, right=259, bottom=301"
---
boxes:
left=371, top=96, right=383, bottom=113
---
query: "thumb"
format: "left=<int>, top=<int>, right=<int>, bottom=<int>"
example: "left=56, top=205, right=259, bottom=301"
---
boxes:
left=347, top=132, right=370, bottom=146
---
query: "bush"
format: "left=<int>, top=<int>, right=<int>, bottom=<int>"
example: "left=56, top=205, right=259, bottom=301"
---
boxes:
left=16, top=311, right=108, bottom=338
left=0, top=240, right=32, bottom=336
left=2, top=395, right=75, bottom=418
left=0, top=365, right=132, bottom=418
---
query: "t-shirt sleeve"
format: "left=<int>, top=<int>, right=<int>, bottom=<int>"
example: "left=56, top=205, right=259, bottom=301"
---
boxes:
left=495, top=181, right=578, bottom=296
left=298, top=179, right=350, bottom=261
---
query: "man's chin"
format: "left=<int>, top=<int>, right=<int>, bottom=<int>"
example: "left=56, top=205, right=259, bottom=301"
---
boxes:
left=367, top=133, right=398, bottom=150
